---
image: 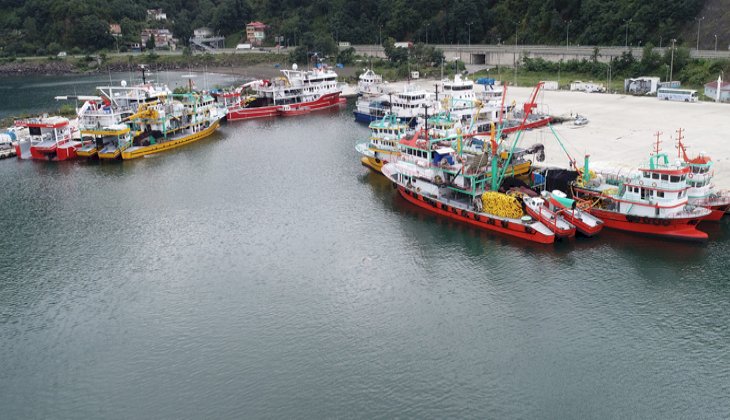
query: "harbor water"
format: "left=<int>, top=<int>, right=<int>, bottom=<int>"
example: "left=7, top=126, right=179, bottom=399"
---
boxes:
left=1, top=74, right=730, bottom=418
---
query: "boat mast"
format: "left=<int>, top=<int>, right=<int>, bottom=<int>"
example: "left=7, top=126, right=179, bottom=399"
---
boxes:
left=675, top=127, right=690, bottom=162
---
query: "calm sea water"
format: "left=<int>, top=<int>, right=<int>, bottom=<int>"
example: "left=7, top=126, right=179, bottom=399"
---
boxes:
left=1, top=74, right=729, bottom=419
left=0, top=71, right=242, bottom=120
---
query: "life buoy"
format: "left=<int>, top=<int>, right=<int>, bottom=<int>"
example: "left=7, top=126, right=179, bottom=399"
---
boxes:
left=639, top=180, right=644, bottom=186
left=652, top=182, right=657, bottom=187
left=688, top=173, right=693, bottom=179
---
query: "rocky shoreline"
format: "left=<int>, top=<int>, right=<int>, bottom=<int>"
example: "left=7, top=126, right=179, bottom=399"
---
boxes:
left=0, top=59, right=227, bottom=77
left=0, top=60, right=78, bottom=76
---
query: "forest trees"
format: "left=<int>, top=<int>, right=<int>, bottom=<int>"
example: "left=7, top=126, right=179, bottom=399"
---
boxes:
left=0, top=0, right=710, bottom=57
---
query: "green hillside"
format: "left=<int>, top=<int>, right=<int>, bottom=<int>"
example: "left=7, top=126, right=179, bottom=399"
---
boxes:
left=0, top=0, right=708, bottom=56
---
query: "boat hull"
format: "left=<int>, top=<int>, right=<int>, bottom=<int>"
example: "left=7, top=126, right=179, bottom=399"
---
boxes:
left=98, top=148, right=122, bottom=160
left=228, top=92, right=343, bottom=121
left=228, top=105, right=280, bottom=120
left=473, top=116, right=552, bottom=136
left=524, top=204, right=576, bottom=238
left=687, top=198, right=730, bottom=221
left=28, top=140, right=81, bottom=161
left=396, top=185, right=554, bottom=244
left=544, top=196, right=603, bottom=237
left=121, top=120, right=220, bottom=160
left=76, top=147, right=99, bottom=159
left=586, top=208, right=708, bottom=241
left=361, top=156, right=386, bottom=173
left=353, top=111, right=382, bottom=124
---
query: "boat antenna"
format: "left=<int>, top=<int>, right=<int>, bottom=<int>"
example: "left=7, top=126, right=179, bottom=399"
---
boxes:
left=422, top=103, right=430, bottom=140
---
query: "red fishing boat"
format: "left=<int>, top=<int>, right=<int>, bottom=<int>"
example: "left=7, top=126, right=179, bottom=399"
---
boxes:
left=541, top=190, right=604, bottom=237
left=571, top=133, right=712, bottom=241
left=14, top=116, right=81, bottom=161
left=227, top=63, right=343, bottom=121
left=383, top=83, right=558, bottom=244
left=522, top=195, right=576, bottom=238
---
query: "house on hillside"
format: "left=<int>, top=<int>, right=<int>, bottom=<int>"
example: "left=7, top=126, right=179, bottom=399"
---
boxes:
left=246, top=22, right=267, bottom=46
left=141, top=29, right=177, bottom=50
left=109, top=23, right=122, bottom=37
left=147, top=9, right=167, bottom=21
left=704, top=80, right=730, bottom=102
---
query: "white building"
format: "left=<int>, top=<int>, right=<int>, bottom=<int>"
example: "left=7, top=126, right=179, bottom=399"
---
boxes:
left=146, top=9, right=167, bottom=21
left=624, top=77, right=660, bottom=95
left=703, top=80, right=730, bottom=102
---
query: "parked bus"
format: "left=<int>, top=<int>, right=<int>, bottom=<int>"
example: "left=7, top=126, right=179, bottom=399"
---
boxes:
left=657, top=88, right=698, bottom=102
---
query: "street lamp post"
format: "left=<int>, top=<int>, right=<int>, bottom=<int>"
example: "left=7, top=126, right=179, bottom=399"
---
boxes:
left=425, top=23, right=429, bottom=45
left=467, top=22, right=473, bottom=47
left=624, top=18, right=631, bottom=48
left=669, top=38, right=676, bottom=82
left=566, top=20, right=571, bottom=51
left=715, top=34, right=718, bottom=52
left=379, top=25, right=382, bottom=46
left=696, top=16, right=705, bottom=50
left=659, top=35, right=663, bottom=49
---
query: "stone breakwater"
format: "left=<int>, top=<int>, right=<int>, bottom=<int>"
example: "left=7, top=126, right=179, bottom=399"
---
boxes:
left=0, top=59, right=216, bottom=76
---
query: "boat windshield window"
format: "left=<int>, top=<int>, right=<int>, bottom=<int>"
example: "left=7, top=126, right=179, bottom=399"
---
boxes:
left=670, top=175, right=680, bottom=182
left=661, top=174, right=669, bottom=181
left=652, top=173, right=659, bottom=179
left=643, top=172, right=649, bottom=178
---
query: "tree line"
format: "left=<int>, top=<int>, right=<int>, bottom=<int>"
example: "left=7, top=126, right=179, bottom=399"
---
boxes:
left=0, top=0, right=707, bottom=57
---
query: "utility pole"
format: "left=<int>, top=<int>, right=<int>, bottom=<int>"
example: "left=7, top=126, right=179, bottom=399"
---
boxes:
left=623, top=19, right=632, bottom=48
left=696, top=16, right=705, bottom=50
left=513, top=21, right=518, bottom=86
left=715, top=34, right=718, bottom=52
left=566, top=20, right=571, bottom=51
left=669, top=39, right=676, bottom=82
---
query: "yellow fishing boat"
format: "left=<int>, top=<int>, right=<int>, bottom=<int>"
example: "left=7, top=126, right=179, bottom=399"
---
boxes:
left=355, top=113, right=412, bottom=174
left=120, top=92, right=224, bottom=160
left=121, top=120, right=220, bottom=159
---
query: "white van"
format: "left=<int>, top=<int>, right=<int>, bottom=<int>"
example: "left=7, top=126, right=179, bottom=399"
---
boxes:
left=236, top=44, right=252, bottom=50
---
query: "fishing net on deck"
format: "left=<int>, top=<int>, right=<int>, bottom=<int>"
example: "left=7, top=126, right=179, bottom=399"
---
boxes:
left=481, top=191, right=524, bottom=219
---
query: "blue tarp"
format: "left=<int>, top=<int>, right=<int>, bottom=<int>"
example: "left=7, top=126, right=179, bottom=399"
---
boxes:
left=476, top=78, right=495, bottom=85
left=433, top=153, right=455, bottom=166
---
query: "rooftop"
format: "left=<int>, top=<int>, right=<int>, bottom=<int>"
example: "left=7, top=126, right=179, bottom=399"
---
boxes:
left=704, top=80, right=730, bottom=90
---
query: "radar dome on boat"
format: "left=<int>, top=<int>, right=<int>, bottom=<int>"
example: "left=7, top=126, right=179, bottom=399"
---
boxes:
left=121, top=80, right=127, bottom=87
left=292, top=63, right=298, bottom=70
